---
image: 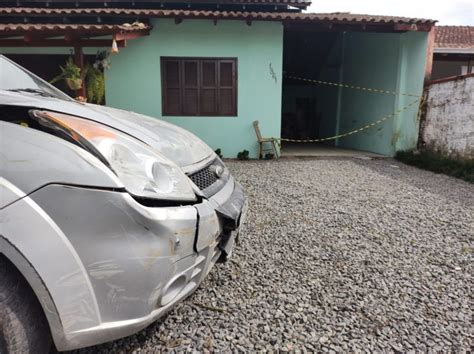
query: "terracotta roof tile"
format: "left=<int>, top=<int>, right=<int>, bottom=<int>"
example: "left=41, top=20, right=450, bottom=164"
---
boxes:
left=9, top=0, right=310, bottom=7
left=154, top=0, right=311, bottom=5
left=0, top=23, right=151, bottom=35
left=435, top=26, right=474, bottom=49
left=0, top=7, right=436, bottom=25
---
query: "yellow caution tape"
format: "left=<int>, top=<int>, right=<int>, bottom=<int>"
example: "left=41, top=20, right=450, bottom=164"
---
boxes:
left=285, top=75, right=422, bottom=98
left=277, top=98, right=421, bottom=143
left=274, top=74, right=423, bottom=143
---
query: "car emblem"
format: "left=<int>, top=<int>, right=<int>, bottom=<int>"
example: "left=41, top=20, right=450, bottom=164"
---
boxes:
left=210, top=165, right=224, bottom=179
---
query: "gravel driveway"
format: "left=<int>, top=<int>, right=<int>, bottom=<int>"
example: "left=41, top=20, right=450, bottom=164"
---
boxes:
left=75, top=158, right=473, bottom=352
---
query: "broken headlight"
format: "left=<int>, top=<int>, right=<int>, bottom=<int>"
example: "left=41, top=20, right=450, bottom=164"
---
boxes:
left=30, top=110, right=197, bottom=202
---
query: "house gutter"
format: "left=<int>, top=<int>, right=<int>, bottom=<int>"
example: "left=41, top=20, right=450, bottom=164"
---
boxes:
left=434, top=48, right=474, bottom=54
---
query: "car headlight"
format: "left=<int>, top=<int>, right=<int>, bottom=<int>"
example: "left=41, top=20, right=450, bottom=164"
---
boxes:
left=30, top=110, right=197, bottom=202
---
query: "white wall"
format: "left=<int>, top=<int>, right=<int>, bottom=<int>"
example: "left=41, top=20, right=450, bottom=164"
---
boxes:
left=422, top=76, right=474, bottom=159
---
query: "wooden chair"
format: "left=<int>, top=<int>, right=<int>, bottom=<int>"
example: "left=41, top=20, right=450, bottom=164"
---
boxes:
left=253, top=120, right=279, bottom=159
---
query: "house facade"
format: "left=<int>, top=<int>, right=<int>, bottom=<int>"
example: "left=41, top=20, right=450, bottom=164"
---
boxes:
left=0, top=1, right=436, bottom=157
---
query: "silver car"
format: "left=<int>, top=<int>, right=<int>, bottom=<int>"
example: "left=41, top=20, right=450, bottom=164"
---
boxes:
left=0, top=55, right=246, bottom=353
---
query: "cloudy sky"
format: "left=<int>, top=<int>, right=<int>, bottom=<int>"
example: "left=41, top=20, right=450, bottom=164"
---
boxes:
left=307, top=0, right=474, bottom=25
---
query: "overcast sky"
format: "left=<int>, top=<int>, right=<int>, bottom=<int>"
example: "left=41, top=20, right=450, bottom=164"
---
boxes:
left=307, top=0, right=474, bottom=25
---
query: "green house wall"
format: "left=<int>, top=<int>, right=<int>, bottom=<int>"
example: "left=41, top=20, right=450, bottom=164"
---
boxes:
left=1, top=23, right=428, bottom=158
left=316, top=31, right=428, bottom=156
left=105, top=19, right=283, bottom=159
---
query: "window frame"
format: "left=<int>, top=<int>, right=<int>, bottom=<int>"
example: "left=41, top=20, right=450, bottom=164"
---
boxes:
left=161, top=57, right=238, bottom=117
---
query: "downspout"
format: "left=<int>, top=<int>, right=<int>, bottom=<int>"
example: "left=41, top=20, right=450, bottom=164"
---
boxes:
left=334, top=32, right=345, bottom=147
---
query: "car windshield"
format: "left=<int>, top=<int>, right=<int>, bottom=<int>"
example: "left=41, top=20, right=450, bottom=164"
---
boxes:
left=0, top=55, right=72, bottom=101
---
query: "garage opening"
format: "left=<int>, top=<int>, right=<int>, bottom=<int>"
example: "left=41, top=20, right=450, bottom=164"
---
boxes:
left=281, top=23, right=429, bottom=157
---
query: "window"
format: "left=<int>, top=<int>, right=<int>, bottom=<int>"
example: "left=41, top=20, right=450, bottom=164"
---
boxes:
left=161, top=57, right=237, bottom=116
left=461, top=65, right=474, bottom=75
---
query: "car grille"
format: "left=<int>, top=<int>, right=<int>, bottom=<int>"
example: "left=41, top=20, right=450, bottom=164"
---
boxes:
left=188, top=164, right=218, bottom=191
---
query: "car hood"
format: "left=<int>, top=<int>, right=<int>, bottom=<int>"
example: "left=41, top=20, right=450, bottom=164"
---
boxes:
left=0, top=91, right=214, bottom=168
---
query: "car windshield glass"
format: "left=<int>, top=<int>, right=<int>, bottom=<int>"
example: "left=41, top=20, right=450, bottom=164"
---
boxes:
left=0, top=55, right=72, bottom=100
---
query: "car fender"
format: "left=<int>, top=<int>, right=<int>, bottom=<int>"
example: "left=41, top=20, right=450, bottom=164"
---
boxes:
left=0, top=122, right=124, bottom=350
left=0, top=183, right=102, bottom=350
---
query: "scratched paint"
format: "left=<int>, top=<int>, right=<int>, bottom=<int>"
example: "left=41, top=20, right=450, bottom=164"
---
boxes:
left=88, top=260, right=125, bottom=280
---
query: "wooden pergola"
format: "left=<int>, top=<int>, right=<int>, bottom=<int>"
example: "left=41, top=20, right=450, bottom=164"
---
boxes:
left=0, top=23, right=151, bottom=97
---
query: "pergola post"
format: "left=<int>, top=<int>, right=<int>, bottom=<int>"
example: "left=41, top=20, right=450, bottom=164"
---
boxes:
left=74, top=44, right=87, bottom=99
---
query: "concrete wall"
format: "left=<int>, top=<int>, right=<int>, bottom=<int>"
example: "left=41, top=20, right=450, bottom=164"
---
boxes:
left=336, top=31, right=427, bottom=156
left=421, top=76, right=474, bottom=159
left=105, top=19, right=283, bottom=159
left=300, top=31, right=428, bottom=156
left=336, top=32, right=399, bottom=155
left=317, top=34, right=343, bottom=143
left=393, top=31, right=430, bottom=153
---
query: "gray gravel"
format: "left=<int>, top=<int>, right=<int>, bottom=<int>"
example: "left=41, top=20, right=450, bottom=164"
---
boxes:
left=75, top=158, right=473, bottom=352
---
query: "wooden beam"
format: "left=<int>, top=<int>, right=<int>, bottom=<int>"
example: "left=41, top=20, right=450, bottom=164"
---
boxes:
left=113, top=31, right=149, bottom=41
left=394, top=23, right=418, bottom=32
left=23, top=33, right=37, bottom=42
left=64, top=33, right=78, bottom=42
left=0, top=39, right=126, bottom=47
left=23, top=33, right=60, bottom=42
left=285, top=22, right=434, bottom=34
left=394, top=23, right=432, bottom=32
left=285, top=23, right=397, bottom=33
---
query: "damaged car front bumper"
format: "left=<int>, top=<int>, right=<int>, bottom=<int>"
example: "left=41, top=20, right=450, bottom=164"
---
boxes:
left=25, top=173, right=246, bottom=351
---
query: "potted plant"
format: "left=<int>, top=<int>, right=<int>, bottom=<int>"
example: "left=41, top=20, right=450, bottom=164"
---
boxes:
left=51, top=57, right=82, bottom=90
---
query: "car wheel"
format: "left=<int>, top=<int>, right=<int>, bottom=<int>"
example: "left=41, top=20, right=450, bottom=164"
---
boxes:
left=0, top=257, right=52, bottom=354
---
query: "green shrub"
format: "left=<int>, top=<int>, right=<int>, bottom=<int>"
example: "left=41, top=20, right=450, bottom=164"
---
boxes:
left=215, top=148, right=223, bottom=159
left=264, top=153, right=275, bottom=160
left=396, top=150, right=474, bottom=183
left=237, top=150, right=250, bottom=160
left=86, top=65, right=105, bottom=104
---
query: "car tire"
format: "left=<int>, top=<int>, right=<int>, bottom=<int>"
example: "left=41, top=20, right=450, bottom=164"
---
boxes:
left=0, top=257, right=51, bottom=354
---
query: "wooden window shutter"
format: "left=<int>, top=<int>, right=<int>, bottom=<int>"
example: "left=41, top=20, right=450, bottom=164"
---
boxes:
left=162, top=57, right=237, bottom=116
left=201, top=61, right=218, bottom=115
left=182, top=60, right=199, bottom=115
left=218, top=60, right=236, bottom=116
left=163, top=60, right=181, bottom=115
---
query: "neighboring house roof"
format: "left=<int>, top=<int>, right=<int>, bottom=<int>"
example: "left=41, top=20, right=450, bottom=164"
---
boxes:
left=434, top=26, right=474, bottom=54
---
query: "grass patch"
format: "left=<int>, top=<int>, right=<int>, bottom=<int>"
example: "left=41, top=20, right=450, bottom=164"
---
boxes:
left=396, top=150, right=474, bottom=183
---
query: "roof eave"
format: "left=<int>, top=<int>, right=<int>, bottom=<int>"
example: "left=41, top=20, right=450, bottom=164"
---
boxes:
left=434, top=48, right=474, bottom=54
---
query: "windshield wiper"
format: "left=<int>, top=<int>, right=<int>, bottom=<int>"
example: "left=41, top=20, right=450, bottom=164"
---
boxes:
left=7, top=88, right=59, bottom=98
